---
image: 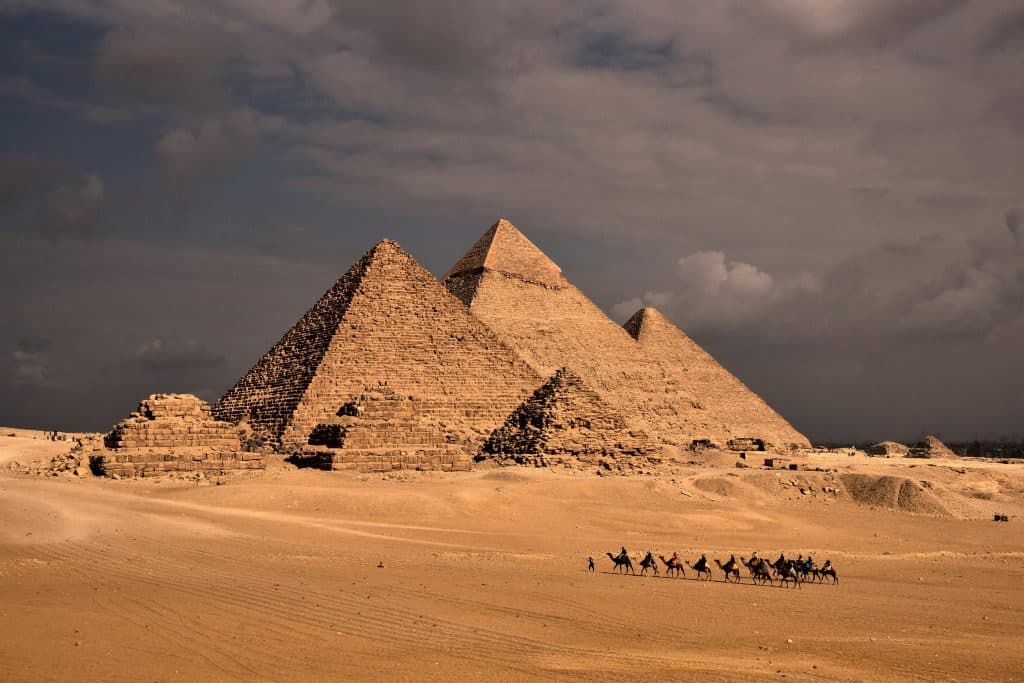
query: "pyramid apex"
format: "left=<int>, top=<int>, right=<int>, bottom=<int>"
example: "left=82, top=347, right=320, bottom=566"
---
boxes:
left=445, top=218, right=565, bottom=288
left=623, top=306, right=676, bottom=342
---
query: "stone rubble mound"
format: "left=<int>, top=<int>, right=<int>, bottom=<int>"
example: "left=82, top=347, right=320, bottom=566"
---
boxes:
left=868, top=441, right=910, bottom=457
left=908, top=435, right=956, bottom=459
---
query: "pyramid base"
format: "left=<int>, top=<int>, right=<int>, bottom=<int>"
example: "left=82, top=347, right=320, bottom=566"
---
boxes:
left=303, top=446, right=472, bottom=473
left=486, top=450, right=663, bottom=472
left=95, top=449, right=266, bottom=478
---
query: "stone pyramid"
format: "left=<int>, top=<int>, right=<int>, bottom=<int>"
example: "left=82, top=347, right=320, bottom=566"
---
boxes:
left=213, top=240, right=543, bottom=457
left=483, top=368, right=655, bottom=465
left=624, top=308, right=809, bottom=447
left=445, top=219, right=808, bottom=448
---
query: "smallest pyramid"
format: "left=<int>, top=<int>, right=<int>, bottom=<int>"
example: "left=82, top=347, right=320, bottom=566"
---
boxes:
left=445, top=218, right=565, bottom=288
left=624, top=307, right=810, bottom=448
left=482, top=368, right=655, bottom=465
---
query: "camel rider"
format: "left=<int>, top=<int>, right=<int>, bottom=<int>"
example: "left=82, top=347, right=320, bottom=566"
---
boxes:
left=619, top=546, right=629, bottom=562
left=695, top=554, right=708, bottom=571
left=671, top=550, right=680, bottom=565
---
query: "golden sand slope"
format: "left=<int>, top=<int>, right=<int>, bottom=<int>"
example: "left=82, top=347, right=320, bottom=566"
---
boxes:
left=0, top=441, right=1022, bottom=681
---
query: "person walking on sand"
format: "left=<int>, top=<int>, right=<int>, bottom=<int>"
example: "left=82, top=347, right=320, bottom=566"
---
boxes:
left=587, top=556, right=595, bottom=572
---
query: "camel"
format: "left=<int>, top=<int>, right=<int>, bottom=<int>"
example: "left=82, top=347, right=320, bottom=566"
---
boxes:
left=639, top=552, right=659, bottom=576
left=687, top=555, right=713, bottom=580
left=659, top=555, right=686, bottom=578
left=742, top=556, right=773, bottom=586
left=814, top=560, right=838, bottom=584
left=775, top=559, right=801, bottom=588
left=606, top=552, right=635, bottom=575
left=714, top=556, right=741, bottom=583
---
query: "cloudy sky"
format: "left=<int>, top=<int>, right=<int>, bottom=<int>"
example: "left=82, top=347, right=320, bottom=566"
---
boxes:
left=1, top=0, right=1022, bottom=443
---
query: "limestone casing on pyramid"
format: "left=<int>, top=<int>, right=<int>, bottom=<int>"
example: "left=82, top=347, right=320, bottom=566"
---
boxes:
left=623, top=307, right=810, bottom=448
left=483, top=367, right=656, bottom=463
left=212, top=239, right=544, bottom=453
left=444, top=219, right=810, bottom=448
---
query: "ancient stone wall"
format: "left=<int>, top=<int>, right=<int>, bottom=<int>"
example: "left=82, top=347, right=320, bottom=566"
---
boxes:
left=96, top=394, right=264, bottom=477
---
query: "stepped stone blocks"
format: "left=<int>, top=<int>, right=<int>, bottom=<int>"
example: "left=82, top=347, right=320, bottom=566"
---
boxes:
left=624, top=307, right=809, bottom=448
left=96, top=394, right=264, bottom=477
left=483, top=368, right=657, bottom=467
left=213, top=239, right=544, bottom=455
left=302, top=384, right=472, bottom=472
left=446, top=220, right=756, bottom=446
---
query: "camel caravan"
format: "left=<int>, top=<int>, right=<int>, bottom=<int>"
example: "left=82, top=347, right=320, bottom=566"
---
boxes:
left=598, top=548, right=838, bottom=587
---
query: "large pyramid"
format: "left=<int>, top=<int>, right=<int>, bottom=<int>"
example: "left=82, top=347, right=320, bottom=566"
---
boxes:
left=445, top=219, right=710, bottom=445
left=624, top=308, right=809, bottom=447
left=213, top=240, right=544, bottom=456
left=483, top=368, right=655, bottom=465
left=445, top=219, right=809, bottom=448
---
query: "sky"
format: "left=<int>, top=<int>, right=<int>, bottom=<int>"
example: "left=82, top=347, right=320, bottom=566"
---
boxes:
left=1, top=0, right=1022, bottom=443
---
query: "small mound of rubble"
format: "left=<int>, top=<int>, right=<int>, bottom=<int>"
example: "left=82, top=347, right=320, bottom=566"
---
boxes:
left=908, top=435, right=955, bottom=459
left=868, top=441, right=909, bottom=457
left=94, top=394, right=264, bottom=478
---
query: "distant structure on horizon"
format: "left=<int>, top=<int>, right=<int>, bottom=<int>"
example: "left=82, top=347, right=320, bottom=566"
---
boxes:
left=208, top=219, right=808, bottom=472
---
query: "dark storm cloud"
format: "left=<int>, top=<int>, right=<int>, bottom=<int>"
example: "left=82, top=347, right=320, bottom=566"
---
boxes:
left=1, top=0, right=1022, bottom=441
left=133, top=338, right=225, bottom=372
left=975, top=8, right=1024, bottom=55
left=1007, top=210, right=1022, bottom=243
left=156, top=107, right=281, bottom=196
left=94, top=26, right=233, bottom=107
left=0, top=154, right=104, bottom=237
left=0, top=154, right=68, bottom=208
left=17, top=336, right=51, bottom=354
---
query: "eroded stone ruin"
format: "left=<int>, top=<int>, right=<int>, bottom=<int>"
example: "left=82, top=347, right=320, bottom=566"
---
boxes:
left=101, top=219, right=811, bottom=476
left=96, top=394, right=265, bottom=477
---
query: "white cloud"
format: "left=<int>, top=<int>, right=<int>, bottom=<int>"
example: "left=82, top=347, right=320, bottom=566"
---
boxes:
left=677, top=251, right=774, bottom=296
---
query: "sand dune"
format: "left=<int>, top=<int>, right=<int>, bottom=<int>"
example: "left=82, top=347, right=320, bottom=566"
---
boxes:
left=1, top=436, right=1022, bottom=681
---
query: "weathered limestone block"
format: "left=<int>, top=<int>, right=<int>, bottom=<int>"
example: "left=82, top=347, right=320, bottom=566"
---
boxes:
left=300, top=385, right=472, bottom=472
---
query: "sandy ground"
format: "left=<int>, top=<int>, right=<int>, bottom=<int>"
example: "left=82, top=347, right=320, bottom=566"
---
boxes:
left=1, top=432, right=1022, bottom=682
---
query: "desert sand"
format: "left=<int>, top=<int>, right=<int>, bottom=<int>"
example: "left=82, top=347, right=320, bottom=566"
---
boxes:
left=1, top=431, right=1022, bottom=682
